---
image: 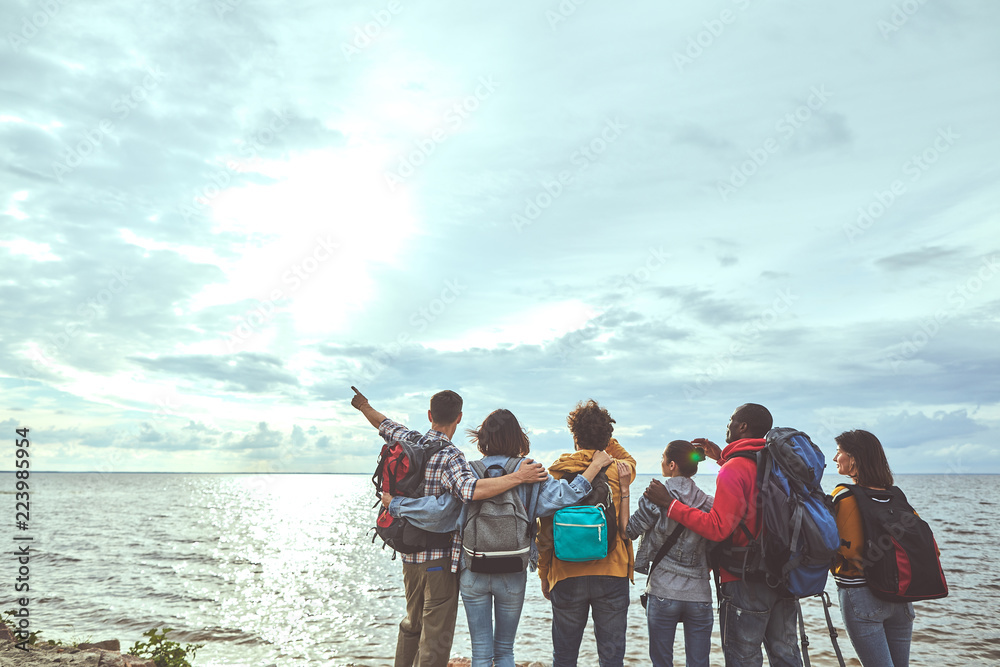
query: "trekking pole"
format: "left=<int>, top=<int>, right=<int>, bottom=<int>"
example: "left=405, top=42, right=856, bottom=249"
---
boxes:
left=818, top=591, right=847, bottom=667
left=796, top=599, right=811, bottom=667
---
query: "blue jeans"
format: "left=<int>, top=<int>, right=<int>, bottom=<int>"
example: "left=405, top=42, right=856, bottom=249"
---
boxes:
left=719, top=580, right=802, bottom=667
left=838, top=586, right=914, bottom=667
left=550, top=575, right=629, bottom=667
left=459, top=568, right=527, bottom=667
left=646, top=595, right=713, bottom=667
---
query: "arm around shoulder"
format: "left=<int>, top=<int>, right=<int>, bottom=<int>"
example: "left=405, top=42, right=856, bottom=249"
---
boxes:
left=471, top=458, right=548, bottom=501
left=667, top=460, right=750, bottom=542
left=606, top=438, right=636, bottom=470
left=534, top=474, right=593, bottom=518
left=389, top=493, right=462, bottom=533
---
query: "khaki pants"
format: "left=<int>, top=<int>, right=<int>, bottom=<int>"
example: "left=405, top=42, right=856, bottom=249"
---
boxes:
left=395, top=557, right=459, bottom=667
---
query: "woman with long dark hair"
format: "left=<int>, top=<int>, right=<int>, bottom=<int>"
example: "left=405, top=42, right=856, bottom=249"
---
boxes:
left=831, top=429, right=913, bottom=667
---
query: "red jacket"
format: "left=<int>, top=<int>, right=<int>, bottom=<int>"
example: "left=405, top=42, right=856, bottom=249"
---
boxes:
left=667, top=437, right=764, bottom=583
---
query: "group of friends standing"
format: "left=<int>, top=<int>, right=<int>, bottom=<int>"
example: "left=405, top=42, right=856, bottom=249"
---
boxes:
left=351, top=388, right=920, bottom=667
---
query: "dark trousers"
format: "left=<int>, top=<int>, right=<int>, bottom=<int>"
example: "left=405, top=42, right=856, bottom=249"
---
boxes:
left=550, top=575, right=630, bottom=667
left=719, top=580, right=802, bottom=667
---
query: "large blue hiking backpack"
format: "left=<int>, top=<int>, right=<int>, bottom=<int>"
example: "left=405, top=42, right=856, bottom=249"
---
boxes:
left=714, top=427, right=840, bottom=597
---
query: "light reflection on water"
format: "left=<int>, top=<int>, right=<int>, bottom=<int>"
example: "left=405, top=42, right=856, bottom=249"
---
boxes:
left=14, top=473, right=1000, bottom=666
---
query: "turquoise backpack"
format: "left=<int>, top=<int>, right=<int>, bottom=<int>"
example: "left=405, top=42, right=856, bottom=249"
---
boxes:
left=552, top=472, right=615, bottom=562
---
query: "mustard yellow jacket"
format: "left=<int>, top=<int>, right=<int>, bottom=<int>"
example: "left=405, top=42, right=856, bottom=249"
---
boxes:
left=536, top=438, right=636, bottom=590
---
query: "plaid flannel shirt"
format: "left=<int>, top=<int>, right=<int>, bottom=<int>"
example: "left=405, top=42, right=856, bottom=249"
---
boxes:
left=378, top=418, right=478, bottom=572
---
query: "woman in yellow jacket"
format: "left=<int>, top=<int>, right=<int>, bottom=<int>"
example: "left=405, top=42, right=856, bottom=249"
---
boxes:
left=831, top=429, right=914, bottom=667
left=536, top=399, right=635, bottom=667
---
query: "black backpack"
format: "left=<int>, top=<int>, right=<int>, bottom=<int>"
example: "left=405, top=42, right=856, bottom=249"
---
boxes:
left=845, top=484, right=948, bottom=602
left=370, top=437, right=453, bottom=554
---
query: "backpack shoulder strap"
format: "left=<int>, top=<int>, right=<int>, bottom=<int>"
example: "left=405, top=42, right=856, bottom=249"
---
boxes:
left=725, top=449, right=761, bottom=481
left=649, top=522, right=686, bottom=575
left=887, top=485, right=912, bottom=508
left=501, top=456, right=525, bottom=476
left=470, top=459, right=487, bottom=478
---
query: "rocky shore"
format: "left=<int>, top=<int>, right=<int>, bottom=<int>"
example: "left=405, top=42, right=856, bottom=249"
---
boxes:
left=0, top=624, right=156, bottom=667
left=2, top=624, right=546, bottom=667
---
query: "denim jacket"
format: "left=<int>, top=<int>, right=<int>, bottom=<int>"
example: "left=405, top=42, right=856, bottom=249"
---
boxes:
left=390, top=454, right=593, bottom=571
left=628, top=476, right=714, bottom=583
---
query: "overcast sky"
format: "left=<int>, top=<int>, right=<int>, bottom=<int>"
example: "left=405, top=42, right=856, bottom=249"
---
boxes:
left=2, top=0, right=998, bottom=477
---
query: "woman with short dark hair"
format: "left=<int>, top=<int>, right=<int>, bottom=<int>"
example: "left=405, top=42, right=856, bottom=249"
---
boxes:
left=625, top=440, right=714, bottom=667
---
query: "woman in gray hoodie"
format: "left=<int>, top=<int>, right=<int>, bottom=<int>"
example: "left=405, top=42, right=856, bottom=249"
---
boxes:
left=626, top=440, right=714, bottom=667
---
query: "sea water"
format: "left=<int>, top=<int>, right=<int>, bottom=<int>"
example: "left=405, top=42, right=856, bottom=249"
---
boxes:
left=4, top=473, right=999, bottom=666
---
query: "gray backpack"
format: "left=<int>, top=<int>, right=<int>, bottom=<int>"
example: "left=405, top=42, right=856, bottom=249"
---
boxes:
left=462, top=458, right=532, bottom=573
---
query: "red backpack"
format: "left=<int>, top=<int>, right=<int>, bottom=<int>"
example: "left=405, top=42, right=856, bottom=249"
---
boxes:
left=371, top=438, right=452, bottom=554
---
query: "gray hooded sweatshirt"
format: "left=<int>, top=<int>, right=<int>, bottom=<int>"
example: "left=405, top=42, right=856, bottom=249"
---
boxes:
left=627, top=476, right=714, bottom=602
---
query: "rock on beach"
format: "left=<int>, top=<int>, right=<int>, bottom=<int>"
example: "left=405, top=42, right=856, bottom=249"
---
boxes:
left=1, top=624, right=545, bottom=667
left=0, top=624, right=155, bottom=667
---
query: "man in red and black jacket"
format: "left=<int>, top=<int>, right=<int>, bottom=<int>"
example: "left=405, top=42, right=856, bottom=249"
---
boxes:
left=644, top=403, right=802, bottom=667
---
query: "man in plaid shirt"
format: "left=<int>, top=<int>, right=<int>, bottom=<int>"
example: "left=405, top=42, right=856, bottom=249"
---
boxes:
left=352, top=387, right=547, bottom=667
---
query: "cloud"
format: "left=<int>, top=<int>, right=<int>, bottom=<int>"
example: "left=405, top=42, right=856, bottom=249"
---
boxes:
left=129, top=353, right=300, bottom=393
left=232, top=421, right=283, bottom=450
left=3, top=0, right=998, bottom=474
left=876, top=246, right=964, bottom=271
left=867, top=409, right=986, bottom=449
